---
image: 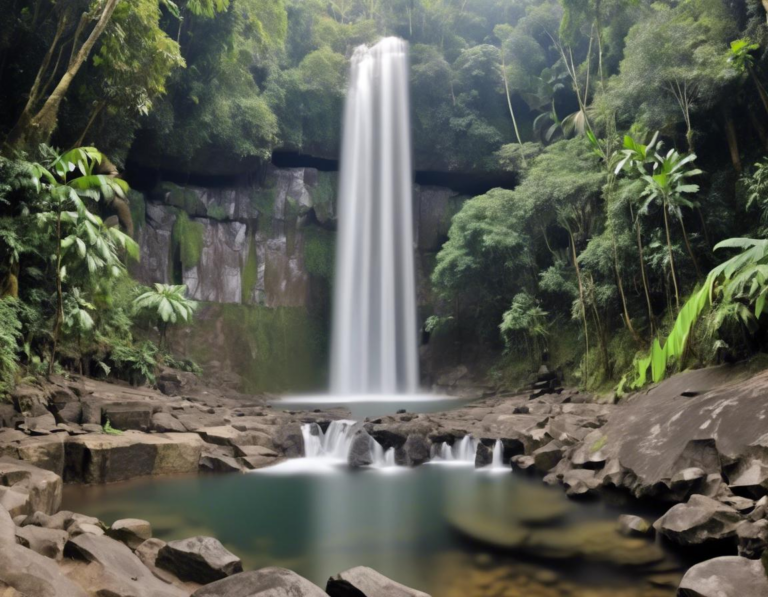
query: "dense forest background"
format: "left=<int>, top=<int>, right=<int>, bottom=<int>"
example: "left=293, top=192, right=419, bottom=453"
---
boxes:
left=2, top=0, right=768, bottom=395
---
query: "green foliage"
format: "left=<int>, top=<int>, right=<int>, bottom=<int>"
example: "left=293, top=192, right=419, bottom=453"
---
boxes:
left=500, top=292, right=549, bottom=358
left=110, top=340, right=159, bottom=385
left=0, top=298, right=21, bottom=395
left=134, top=283, right=197, bottom=325
left=103, top=419, right=124, bottom=435
left=631, top=238, right=768, bottom=387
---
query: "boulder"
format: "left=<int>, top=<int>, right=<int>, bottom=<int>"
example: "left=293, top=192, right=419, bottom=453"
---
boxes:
left=653, top=494, right=742, bottom=546
left=57, top=401, right=83, bottom=425
left=108, top=518, right=152, bottom=550
left=401, top=435, right=430, bottom=467
left=15, top=525, right=68, bottom=560
left=729, top=459, right=768, bottom=498
left=532, top=441, right=564, bottom=473
left=80, top=399, right=102, bottom=425
left=157, top=536, right=243, bottom=584
left=348, top=431, right=375, bottom=468
left=562, top=469, right=600, bottom=497
left=0, top=457, right=62, bottom=516
left=736, top=519, right=768, bottom=559
left=200, top=452, right=244, bottom=473
left=0, top=543, right=89, bottom=596
left=678, top=555, right=768, bottom=597
left=474, top=442, right=492, bottom=468
left=198, top=426, right=244, bottom=447
left=617, top=514, right=652, bottom=537
left=326, top=566, right=430, bottom=597
left=193, top=567, right=328, bottom=597
left=273, top=423, right=305, bottom=458
left=65, top=532, right=187, bottom=597
left=14, top=435, right=66, bottom=475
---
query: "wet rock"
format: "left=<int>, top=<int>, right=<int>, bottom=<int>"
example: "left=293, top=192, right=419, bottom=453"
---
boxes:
left=326, top=566, right=431, bottom=597
left=151, top=412, right=188, bottom=433
left=511, top=455, right=535, bottom=470
left=729, top=459, right=768, bottom=498
left=532, top=441, right=564, bottom=473
left=736, top=519, right=768, bottom=559
left=653, top=494, right=742, bottom=546
left=0, top=543, right=89, bottom=596
left=678, top=555, right=768, bottom=597
left=108, top=518, right=152, bottom=550
left=617, top=514, right=652, bottom=537
left=198, top=425, right=243, bottom=447
left=65, top=532, right=187, bottom=597
left=157, top=536, right=243, bottom=584
left=562, top=469, right=600, bottom=497
left=0, top=457, right=62, bottom=516
left=3, top=434, right=66, bottom=476
left=273, top=423, right=305, bottom=458
left=475, top=442, right=492, bottom=468
left=199, top=449, right=244, bottom=473
left=15, top=525, right=68, bottom=560
left=193, top=567, right=328, bottom=597
left=401, top=434, right=431, bottom=467
left=349, top=431, right=375, bottom=468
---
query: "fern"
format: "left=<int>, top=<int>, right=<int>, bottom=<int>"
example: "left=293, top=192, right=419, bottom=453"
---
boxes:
left=630, top=238, right=768, bottom=388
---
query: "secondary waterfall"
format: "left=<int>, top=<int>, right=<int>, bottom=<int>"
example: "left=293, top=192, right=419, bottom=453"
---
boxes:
left=330, top=37, right=419, bottom=395
left=432, top=435, right=479, bottom=463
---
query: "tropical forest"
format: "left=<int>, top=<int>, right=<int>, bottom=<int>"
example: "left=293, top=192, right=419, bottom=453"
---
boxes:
left=0, top=1, right=767, bottom=596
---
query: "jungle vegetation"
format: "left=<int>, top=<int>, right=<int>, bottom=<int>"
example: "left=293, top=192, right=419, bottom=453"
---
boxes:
left=1, top=0, right=768, bottom=394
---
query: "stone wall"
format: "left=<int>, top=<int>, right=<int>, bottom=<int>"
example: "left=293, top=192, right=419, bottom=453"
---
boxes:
left=129, top=166, right=466, bottom=392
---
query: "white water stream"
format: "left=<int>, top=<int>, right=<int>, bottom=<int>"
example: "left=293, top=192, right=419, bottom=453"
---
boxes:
left=330, top=37, right=419, bottom=396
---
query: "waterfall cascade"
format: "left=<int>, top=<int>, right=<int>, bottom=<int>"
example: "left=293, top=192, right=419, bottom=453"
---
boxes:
left=432, top=435, right=479, bottom=464
left=330, top=37, right=419, bottom=396
left=300, top=421, right=396, bottom=469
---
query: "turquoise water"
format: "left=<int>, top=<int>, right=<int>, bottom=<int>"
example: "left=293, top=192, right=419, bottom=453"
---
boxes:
left=63, top=464, right=680, bottom=596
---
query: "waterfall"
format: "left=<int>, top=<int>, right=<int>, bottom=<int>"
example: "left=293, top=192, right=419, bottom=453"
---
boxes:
left=330, top=37, right=419, bottom=396
left=491, top=440, right=503, bottom=469
left=431, top=435, right=478, bottom=464
left=302, top=421, right=357, bottom=460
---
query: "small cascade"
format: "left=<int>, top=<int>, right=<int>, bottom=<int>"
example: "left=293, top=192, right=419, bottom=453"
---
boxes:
left=371, top=443, right=398, bottom=469
left=302, top=420, right=357, bottom=460
left=431, top=435, right=478, bottom=464
left=384, top=447, right=396, bottom=467
left=302, top=424, right=325, bottom=458
left=491, top=440, right=503, bottom=467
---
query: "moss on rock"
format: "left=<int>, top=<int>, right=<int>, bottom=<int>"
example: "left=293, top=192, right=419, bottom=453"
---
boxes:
left=172, top=212, right=205, bottom=271
left=302, top=226, right=335, bottom=279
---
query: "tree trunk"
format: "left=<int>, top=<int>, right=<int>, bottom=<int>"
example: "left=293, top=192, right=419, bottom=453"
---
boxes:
left=7, top=0, right=119, bottom=150
left=569, top=230, right=590, bottom=387
left=75, top=100, right=106, bottom=147
left=662, top=197, right=680, bottom=311
left=48, top=210, right=63, bottom=377
left=632, top=209, right=655, bottom=335
left=749, top=64, right=768, bottom=116
left=612, top=231, right=642, bottom=345
left=723, top=110, right=742, bottom=174
left=678, top=215, right=701, bottom=279
left=500, top=49, right=526, bottom=167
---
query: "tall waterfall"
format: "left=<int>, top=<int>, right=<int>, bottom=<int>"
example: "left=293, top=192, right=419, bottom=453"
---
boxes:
left=330, top=37, right=419, bottom=395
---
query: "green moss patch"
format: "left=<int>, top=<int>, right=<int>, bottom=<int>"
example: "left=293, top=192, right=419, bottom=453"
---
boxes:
left=241, top=232, right=259, bottom=304
left=172, top=211, right=205, bottom=270
left=303, top=226, right=335, bottom=279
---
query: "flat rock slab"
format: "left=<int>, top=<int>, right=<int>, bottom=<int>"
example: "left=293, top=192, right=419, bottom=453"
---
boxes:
left=602, top=366, right=768, bottom=497
left=678, top=555, right=768, bottom=597
left=65, top=532, right=187, bottom=597
left=64, top=433, right=203, bottom=483
left=192, top=568, right=328, bottom=597
left=0, top=543, right=89, bottom=596
left=326, top=566, right=430, bottom=597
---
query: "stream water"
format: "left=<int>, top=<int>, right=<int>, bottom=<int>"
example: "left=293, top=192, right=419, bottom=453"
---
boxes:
left=64, top=442, right=682, bottom=597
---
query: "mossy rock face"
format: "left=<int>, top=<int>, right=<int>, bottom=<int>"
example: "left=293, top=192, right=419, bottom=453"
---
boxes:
left=311, top=171, right=337, bottom=224
left=162, top=183, right=207, bottom=217
left=182, top=303, right=327, bottom=393
left=172, top=212, right=205, bottom=271
left=302, top=226, right=335, bottom=279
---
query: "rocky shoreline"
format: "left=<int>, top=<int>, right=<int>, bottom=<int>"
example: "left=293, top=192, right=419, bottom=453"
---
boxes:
left=2, top=364, right=768, bottom=595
